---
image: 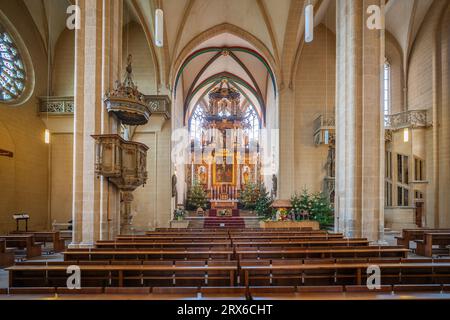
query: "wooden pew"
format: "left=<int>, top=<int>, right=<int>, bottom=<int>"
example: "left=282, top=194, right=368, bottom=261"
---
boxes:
left=415, top=233, right=450, bottom=257
left=230, top=235, right=351, bottom=241
left=233, top=239, right=370, bottom=247
left=10, top=231, right=65, bottom=252
left=235, top=246, right=409, bottom=260
left=95, top=240, right=232, bottom=249
left=0, top=239, right=15, bottom=268
left=112, top=235, right=230, bottom=241
left=0, top=235, right=42, bottom=258
left=240, top=261, right=450, bottom=288
left=6, top=263, right=238, bottom=287
left=64, top=249, right=234, bottom=261
left=396, top=229, right=450, bottom=248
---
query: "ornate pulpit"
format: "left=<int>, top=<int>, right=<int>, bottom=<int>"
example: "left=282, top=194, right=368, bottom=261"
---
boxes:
left=92, top=134, right=148, bottom=232
left=92, top=55, right=152, bottom=234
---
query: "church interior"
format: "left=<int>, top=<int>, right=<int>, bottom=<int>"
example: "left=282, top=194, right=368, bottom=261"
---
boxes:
left=1, top=0, right=450, bottom=301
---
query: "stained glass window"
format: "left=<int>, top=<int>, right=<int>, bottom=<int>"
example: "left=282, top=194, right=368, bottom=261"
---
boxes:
left=0, top=24, right=26, bottom=102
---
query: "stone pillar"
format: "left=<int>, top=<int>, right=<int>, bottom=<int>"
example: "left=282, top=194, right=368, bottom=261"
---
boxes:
left=72, top=0, right=123, bottom=247
left=335, top=0, right=385, bottom=242
left=278, top=86, right=295, bottom=198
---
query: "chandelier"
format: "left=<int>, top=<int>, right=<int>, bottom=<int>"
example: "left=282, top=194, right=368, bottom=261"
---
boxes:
left=204, top=80, right=245, bottom=122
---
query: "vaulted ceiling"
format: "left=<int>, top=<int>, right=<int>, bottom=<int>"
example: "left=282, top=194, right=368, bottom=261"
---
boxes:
left=18, top=0, right=440, bottom=106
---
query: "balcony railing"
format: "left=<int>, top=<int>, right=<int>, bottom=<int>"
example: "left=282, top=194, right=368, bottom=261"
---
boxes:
left=313, top=114, right=335, bottom=135
left=37, top=95, right=172, bottom=120
left=313, top=114, right=335, bottom=146
left=384, top=109, right=431, bottom=130
left=144, top=95, right=171, bottom=120
left=38, top=96, right=74, bottom=115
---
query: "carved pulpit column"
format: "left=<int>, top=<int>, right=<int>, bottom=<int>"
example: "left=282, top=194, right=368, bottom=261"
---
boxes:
left=121, top=192, right=134, bottom=233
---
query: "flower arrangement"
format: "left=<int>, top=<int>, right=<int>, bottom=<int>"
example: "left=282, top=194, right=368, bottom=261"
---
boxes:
left=275, top=208, right=289, bottom=221
left=174, top=208, right=186, bottom=221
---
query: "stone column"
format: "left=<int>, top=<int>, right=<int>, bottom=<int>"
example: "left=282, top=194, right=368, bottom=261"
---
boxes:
left=335, top=0, right=385, bottom=242
left=278, top=86, right=295, bottom=199
left=72, top=0, right=123, bottom=247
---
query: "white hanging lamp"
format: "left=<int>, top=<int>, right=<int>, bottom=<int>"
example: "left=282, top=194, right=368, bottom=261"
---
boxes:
left=305, top=3, right=314, bottom=43
left=155, top=9, right=164, bottom=47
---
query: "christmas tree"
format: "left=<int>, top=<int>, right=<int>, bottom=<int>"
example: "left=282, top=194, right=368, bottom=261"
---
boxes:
left=310, top=192, right=334, bottom=227
left=239, top=182, right=260, bottom=210
left=186, top=180, right=208, bottom=210
left=255, top=184, right=273, bottom=219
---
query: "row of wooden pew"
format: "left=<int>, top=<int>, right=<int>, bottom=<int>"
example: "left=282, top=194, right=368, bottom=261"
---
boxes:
left=3, top=284, right=450, bottom=298
left=4, top=228, right=450, bottom=297
left=395, top=229, right=450, bottom=257
left=0, top=231, right=66, bottom=266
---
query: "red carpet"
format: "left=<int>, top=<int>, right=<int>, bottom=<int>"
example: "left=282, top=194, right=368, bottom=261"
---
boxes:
left=203, top=217, right=245, bottom=228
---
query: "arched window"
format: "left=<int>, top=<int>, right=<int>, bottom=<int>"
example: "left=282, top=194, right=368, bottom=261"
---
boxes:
left=0, top=24, right=26, bottom=102
left=383, top=60, right=391, bottom=117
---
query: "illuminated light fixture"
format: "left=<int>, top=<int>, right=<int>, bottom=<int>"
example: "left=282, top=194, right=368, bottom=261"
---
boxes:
left=403, top=128, right=409, bottom=142
left=305, top=4, right=314, bottom=43
left=324, top=130, right=329, bottom=144
left=155, top=9, right=164, bottom=47
left=44, top=129, right=50, bottom=144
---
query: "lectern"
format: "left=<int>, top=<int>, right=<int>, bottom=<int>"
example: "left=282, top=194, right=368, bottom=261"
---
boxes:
left=13, top=213, right=30, bottom=231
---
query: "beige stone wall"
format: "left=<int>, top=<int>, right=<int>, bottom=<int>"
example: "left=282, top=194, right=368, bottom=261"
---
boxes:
left=386, top=32, right=404, bottom=113
left=438, top=4, right=450, bottom=227
left=407, top=2, right=442, bottom=111
left=49, top=133, right=73, bottom=225
left=52, top=29, right=74, bottom=96
left=294, top=24, right=335, bottom=194
left=0, top=2, right=51, bottom=233
left=403, top=0, right=450, bottom=227
left=132, top=120, right=172, bottom=231
left=122, top=21, right=156, bottom=94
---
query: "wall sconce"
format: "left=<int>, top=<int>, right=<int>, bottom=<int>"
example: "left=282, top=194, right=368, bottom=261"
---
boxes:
left=403, top=128, right=409, bottom=142
left=305, top=4, right=314, bottom=43
left=44, top=129, right=50, bottom=144
left=155, top=9, right=164, bottom=47
left=324, top=130, right=329, bottom=145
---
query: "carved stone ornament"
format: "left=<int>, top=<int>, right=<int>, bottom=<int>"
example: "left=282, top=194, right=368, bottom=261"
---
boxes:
left=104, top=55, right=151, bottom=126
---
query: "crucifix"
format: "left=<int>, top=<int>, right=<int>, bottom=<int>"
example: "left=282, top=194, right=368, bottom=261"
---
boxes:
left=0, top=149, right=13, bottom=158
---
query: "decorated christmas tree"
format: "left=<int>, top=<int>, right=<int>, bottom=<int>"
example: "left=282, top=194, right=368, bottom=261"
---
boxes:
left=186, top=180, right=208, bottom=210
left=239, top=182, right=261, bottom=210
left=310, top=192, right=334, bottom=227
left=290, top=188, right=312, bottom=220
left=255, top=184, right=273, bottom=219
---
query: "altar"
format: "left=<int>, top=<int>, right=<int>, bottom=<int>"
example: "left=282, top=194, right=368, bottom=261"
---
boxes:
left=185, top=80, right=263, bottom=212
left=210, top=199, right=239, bottom=210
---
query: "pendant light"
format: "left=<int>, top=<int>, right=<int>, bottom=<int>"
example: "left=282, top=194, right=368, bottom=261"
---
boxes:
left=155, top=9, right=164, bottom=47
left=305, top=3, right=314, bottom=43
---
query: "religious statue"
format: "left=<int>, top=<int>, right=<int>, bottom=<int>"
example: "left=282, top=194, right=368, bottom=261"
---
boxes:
left=198, top=166, right=207, bottom=185
left=272, top=174, right=278, bottom=197
left=326, top=143, right=336, bottom=178
left=242, top=166, right=250, bottom=185
left=171, top=173, right=177, bottom=198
